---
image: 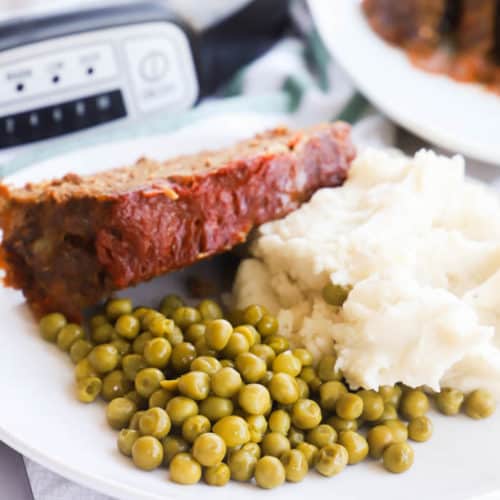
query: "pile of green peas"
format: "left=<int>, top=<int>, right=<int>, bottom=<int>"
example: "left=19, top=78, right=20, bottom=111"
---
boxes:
left=38, top=293, right=497, bottom=489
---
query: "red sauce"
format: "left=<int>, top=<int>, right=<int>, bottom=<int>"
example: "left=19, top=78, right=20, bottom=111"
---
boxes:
left=407, top=47, right=500, bottom=94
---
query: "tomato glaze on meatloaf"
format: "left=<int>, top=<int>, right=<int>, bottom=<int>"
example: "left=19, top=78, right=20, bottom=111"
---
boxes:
left=0, top=123, right=355, bottom=320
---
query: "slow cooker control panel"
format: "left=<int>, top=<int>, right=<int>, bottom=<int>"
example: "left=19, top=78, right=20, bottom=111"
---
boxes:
left=0, top=22, right=198, bottom=150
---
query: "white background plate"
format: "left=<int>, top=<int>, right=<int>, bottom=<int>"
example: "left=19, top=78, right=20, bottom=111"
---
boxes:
left=308, top=0, right=499, bottom=166
left=1, top=114, right=500, bottom=500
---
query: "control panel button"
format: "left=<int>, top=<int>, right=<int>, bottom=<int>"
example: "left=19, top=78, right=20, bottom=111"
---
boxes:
left=140, top=52, right=169, bottom=82
left=125, top=36, right=183, bottom=113
left=0, top=43, right=118, bottom=107
left=0, top=90, right=127, bottom=150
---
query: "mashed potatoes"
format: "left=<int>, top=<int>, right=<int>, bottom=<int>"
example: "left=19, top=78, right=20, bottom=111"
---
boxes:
left=232, top=149, right=500, bottom=398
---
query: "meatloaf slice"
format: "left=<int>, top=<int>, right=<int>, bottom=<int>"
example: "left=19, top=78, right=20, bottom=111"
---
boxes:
left=0, top=123, right=355, bottom=321
left=362, top=0, right=448, bottom=50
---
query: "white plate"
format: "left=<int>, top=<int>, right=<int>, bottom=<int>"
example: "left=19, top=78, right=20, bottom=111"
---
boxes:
left=308, top=0, right=499, bottom=166
left=1, top=114, right=500, bottom=500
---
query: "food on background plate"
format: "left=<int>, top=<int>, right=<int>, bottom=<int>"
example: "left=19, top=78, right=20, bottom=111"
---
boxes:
left=0, top=122, right=354, bottom=321
left=233, top=149, right=500, bottom=398
left=363, top=0, right=500, bottom=93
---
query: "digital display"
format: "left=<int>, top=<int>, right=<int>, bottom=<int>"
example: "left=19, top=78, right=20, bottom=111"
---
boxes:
left=0, top=90, right=126, bottom=149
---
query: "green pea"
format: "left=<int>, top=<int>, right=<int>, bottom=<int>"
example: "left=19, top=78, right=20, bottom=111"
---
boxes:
left=110, top=338, right=131, bottom=357
left=139, top=407, right=171, bottom=438
left=143, top=337, right=172, bottom=368
left=242, top=305, right=266, bottom=326
left=464, top=389, right=496, bottom=419
left=288, top=426, right=305, bottom=447
left=358, top=390, right=384, bottom=421
left=400, top=390, right=429, bottom=420
left=101, top=370, right=132, bottom=401
left=148, top=389, right=174, bottom=409
left=204, top=463, right=230, bottom=486
left=250, top=344, right=276, bottom=368
left=384, top=420, right=408, bottom=443
left=91, top=323, right=115, bottom=344
left=383, top=442, right=414, bottom=473
left=185, top=323, right=206, bottom=344
left=336, top=393, right=363, bottom=420
left=322, top=283, right=350, bottom=306
left=69, top=339, right=93, bottom=364
left=182, top=415, right=211, bottom=443
left=132, top=436, right=164, bottom=471
left=255, top=456, right=285, bottom=489
left=265, top=335, right=289, bottom=354
left=268, top=410, right=291, bottom=435
left=135, top=368, right=165, bottom=398
left=163, top=435, right=189, bottom=465
left=319, top=381, right=348, bottom=411
left=39, top=313, right=67, bottom=342
left=296, top=442, right=318, bottom=467
left=292, top=348, right=313, bottom=367
left=256, top=314, right=279, bottom=337
left=246, top=414, right=268, bottom=443
left=76, top=376, right=102, bottom=403
left=166, top=396, right=199, bottom=427
left=337, top=431, right=368, bottom=464
left=291, top=399, right=322, bottom=430
left=148, top=316, right=174, bottom=338
left=57, top=323, right=84, bottom=352
left=106, top=298, right=132, bottom=320
left=315, top=443, right=348, bottom=477
left=122, top=354, right=148, bottom=382
left=173, top=307, right=202, bottom=329
left=200, top=396, right=234, bottom=422
left=178, top=371, right=210, bottom=400
left=273, top=350, right=302, bottom=377
left=198, top=299, right=223, bottom=320
left=239, top=384, right=271, bottom=416
left=325, top=416, right=358, bottom=433
left=170, top=342, right=197, bottom=373
left=205, top=319, right=233, bottom=351
left=211, top=367, right=242, bottom=398
left=317, top=354, right=342, bottom=382
left=117, top=429, right=139, bottom=457
left=435, top=388, right=464, bottom=416
left=106, top=397, right=137, bottom=430
left=367, top=425, right=393, bottom=459
left=221, top=332, right=250, bottom=359
left=235, top=352, right=267, bottom=383
left=379, top=385, right=403, bottom=408
left=190, top=356, right=221, bottom=375
left=88, top=344, right=120, bottom=374
left=212, top=416, right=250, bottom=447
left=115, top=314, right=140, bottom=340
left=306, top=424, right=337, bottom=448
left=160, top=294, right=185, bottom=317
left=89, top=314, right=108, bottom=329
left=193, top=432, right=227, bottom=467
left=408, top=416, right=433, bottom=442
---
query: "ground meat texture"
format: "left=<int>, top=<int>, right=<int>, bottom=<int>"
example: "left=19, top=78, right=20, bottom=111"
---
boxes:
left=0, top=123, right=355, bottom=321
left=362, top=0, right=448, bottom=50
left=456, top=0, right=498, bottom=54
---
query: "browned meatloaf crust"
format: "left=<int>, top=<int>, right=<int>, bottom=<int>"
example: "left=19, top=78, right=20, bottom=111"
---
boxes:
left=456, top=0, right=498, bottom=53
left=362, top=0, right=448, bottom=50
left=363, top=0, right=499, bottom=55
left=0, top=123, right=355, bottom=321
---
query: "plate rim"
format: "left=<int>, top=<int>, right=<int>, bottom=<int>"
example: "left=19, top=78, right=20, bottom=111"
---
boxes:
left=308, top=0, right=499, bottom=166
